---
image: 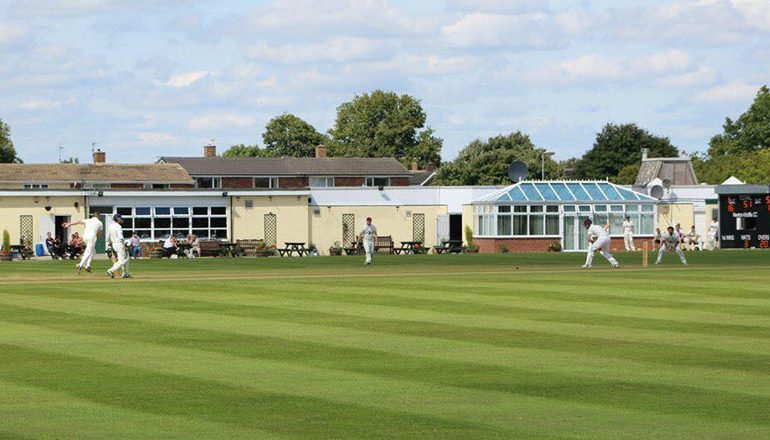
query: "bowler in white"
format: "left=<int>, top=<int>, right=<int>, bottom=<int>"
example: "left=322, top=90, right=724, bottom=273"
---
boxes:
left=582, top=218, right=619, bottom=269
left=62, top=211, right=103, bottom=274
left=107, top=213, right=130, bottom=278
left=356, top=217, right=377, bottom=265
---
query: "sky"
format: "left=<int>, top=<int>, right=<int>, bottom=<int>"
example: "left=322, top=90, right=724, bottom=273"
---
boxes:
left=0, top=0, right=768, bottom=164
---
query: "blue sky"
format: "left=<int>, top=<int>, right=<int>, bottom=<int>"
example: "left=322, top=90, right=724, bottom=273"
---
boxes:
left=0, top=0, right=768, bottom=163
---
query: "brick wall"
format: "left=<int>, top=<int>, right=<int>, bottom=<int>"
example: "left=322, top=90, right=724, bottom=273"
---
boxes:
left=390, top=177, right=410, bottom=186
left=279, top=177, right=308, bottom=188
left=476, top=236, right=654, bottom=253
left=110, top=183, right=143, bottom=189
left=222, top=177, right=253, bottom=188
left=170, top=184, right=195, bottom=189
left=334, top=177, right=365, bottom=187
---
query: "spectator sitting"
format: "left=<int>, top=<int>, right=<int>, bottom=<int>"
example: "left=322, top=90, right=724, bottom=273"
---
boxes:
left=185, top=234, right=200, bottom=259
left=68, top=232, right=84, bottom=259
left=686, top=225, right=701, bottom=251
left=130, top=232, right=141, bottom=259
left=652, top=228, right=661, bottom=252
left=675, top=223, right=686, bottom=249
left=162, top=236, right=178, bottom=258
left=45, top=232, right=65, bottom=259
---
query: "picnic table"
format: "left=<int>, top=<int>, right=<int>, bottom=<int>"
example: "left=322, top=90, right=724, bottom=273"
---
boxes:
left=220, top=242, right=241, bottom=258
left=394, top=241, right=424, bottom=255
left=278, top=242, right=307, bottom=257
left=434, top=240, right=464, bottom=254
left=344, top=241, right=363, bottom=255
left=10, top=245, right=33, bottom=260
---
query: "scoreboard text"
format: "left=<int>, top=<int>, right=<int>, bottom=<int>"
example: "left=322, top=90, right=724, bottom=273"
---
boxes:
left=719, top=194, right=770, bottom=249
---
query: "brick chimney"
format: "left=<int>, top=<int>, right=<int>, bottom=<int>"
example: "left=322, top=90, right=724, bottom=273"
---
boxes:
left=314, top=145, right=328, bottom=158
left=204, top=143, right=217, bottom=158
left=641, top=148, right=649, bottom=161
left=411, top=161, right=419, bottom=171
left=92, top=149, right=106, bottom=164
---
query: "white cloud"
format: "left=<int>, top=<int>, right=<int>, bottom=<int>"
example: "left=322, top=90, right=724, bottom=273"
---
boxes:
left=164, top=71, right=210, bottom=88
left=447, top=114, right=469, bottom=126
left=442, top=12, right=566, bottom=49
left=691, top=81, right=760, bottom=103
left=187, top=114, right=256, bottom=130
left=732, top=0, right=770, bottom=31
left=245, top=37, right=389, bottom=64
left=631, top=49, right=692, bottom=74
left=0, top=21, right=29, bottom=44
left=135, top=131, right=178, bottom=145
left=446, top=0, right=547, bottom=14
left=658, top=66, right=717, bottom=88
left=558, top=54, right=624, bottom=80
left=20, top=96, right=77, bottom=110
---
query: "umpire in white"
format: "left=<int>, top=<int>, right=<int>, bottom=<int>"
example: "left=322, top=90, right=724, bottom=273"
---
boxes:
left=107, top=213, right=131, bottom=279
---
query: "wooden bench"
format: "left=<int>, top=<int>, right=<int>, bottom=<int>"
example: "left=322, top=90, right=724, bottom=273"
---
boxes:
left=434, top=240, right=464, bottom=254
left=199, top=240, right=223, bottom=257
left=375, top=235, right=394, bottom=254
left=236, top=239, right=264, bottom=257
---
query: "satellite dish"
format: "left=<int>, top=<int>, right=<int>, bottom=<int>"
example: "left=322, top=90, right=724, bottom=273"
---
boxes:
left=662, top=179, right=672, bottom=189
left=649, top=185, right=664, bottom=200
left=508, top=161, right=528, bottom=182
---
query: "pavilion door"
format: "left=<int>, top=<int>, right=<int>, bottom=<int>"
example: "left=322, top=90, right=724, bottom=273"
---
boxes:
left=563, top=216, right=590, bottom=252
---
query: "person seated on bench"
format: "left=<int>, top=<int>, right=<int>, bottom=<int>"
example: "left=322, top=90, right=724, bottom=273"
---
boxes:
left=162, top=236, right=178, bottom=258
left=45, top=232, right=65, bottom=259
left=68, top=232, right=84, bottom=259
left=184, top=234, right=200, bottom=259
left=685, top=225, right=701, bottom=251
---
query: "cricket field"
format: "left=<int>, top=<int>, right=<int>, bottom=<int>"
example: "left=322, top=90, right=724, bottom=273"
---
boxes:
left=0, top=251, right=768, bottom=439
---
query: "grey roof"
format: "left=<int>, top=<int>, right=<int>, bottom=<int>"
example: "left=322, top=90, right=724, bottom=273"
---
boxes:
left=160, top=157, right=411, bottom=177
left=715, top=184, right=770, bottom=195
left=408, top=170, right=436, bottom=186
left=635, top=158, right=698, bottom=187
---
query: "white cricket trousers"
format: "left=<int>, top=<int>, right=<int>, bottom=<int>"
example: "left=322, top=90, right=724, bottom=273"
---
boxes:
left=108, top=243, right=130, bottom=275
left=657, top=246, right=687, bottom=264
left=585, top=236, right=619, bottom=267
left=363, top=240, right=374, bottom=264
left=707, top=234, right=717, bottom=250
left=79, top=237, right=96, bottom=269
left=623, top=232, right=636, bottom=251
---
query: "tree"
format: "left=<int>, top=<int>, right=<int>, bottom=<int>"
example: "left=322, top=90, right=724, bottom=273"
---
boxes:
left=328, top=90, right=442, bottom=167
left=708, top=86, right=770, bottom=157
left=221, top=144, right=272, bottom=158
left=574, top=123, right=678, bottom=180
left=262, top=113, right=327, bottom=157
left=693, top=149, right=770, bottom=184
left=613, top=163, right=641, bottom=185
left=434, top=132, right=560, bottom=186
left=0, top=119, right=20, bottom=163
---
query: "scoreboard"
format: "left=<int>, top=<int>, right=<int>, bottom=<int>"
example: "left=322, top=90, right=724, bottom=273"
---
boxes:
left=718, top=193, right=770, bottom=249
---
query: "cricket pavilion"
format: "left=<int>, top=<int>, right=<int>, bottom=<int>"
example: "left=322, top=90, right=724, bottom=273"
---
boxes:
left=0, top=144, right=726, bottom=255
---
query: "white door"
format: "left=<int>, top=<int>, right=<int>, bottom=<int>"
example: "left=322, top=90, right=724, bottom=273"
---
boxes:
left=39, top=215, right=55, bottom=255
left=436, top=214, right=450, bottom=243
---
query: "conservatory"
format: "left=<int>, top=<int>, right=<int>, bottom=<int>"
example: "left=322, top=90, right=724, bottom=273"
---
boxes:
left=472, top=181, right=657, bottom=252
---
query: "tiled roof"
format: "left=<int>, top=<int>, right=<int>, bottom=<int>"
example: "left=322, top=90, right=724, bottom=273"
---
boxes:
left=159, top=156, right=412, bottom=176
left=635, top=158, right=698, bottom=186
left=0, top=163, right=193, bottom=183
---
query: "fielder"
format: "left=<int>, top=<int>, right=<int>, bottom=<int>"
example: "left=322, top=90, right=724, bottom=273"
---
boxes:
left=656, top=226, right=687, bottom=265
left=622, top=215, right=636, bottom=251
left=62, top=211, right=103, bottom=274
left=106, top=213, right=130, bottom=279
left=706, top=218, right=719, bottom=250
left=582, top=218, right=619, bottom=269
left=355, top=217, right=377, bottom=265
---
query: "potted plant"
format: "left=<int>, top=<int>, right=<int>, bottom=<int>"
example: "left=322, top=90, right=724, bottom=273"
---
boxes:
left=548, top=241, right=562, bottom=252
left=329, top=241, right=343, bottom=256
left=0, top=230, right=11, bottom=262
left=464, top=225, right=479, bottom=253
left=149, top=246, right=164, bottom=259
left=499, top=243, right=509, bottom=253
left=307, top=243, right=318, bottom=257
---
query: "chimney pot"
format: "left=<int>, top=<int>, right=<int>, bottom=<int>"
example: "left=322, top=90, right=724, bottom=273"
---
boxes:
left=411, top=161, right=418, bottom=171
left=204, top=144, right=217, bottom=158
left=93, top=149, right=106, bottom=164
left=641, top=148, right=649, bottom=161
left=314, top=145, right=328, bottom=158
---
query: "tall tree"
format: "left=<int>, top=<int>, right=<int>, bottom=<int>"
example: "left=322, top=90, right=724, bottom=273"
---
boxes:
left=708, top=85, right=770, bottom=157
left=221, top=144, right=272, bottom=158
left=328, top=90, right=442, bottom=167
left=0, top=119, right=20, bottom=163
left=434, top=132, right=560, bottom=186
left=574, top=123, right=678, bottom=180
left=262, top=113, right=327, bottom=157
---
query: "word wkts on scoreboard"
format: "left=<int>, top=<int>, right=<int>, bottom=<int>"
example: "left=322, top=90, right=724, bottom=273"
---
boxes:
left=719, top=194, right=770, bottom=248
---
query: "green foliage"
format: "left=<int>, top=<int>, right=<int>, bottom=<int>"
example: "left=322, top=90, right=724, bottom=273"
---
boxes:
left=0, top=119, right=20, bottom=163
left=221, top=144, right=273, bottom=158
left=464, top=225, right=474, bottom=248
left=263, top=113, right=327, bottom=157
left=613, top=163, right=641, bottom=185
left=2, top=229, right=10, bottom=252
left=329, top=90, right=442, bottom=168
left=693, top=149, right=770, bottom=184
left=434, top=132, right=560, bottom=185
left=708, top=86, right=770, bottom=157
left=574, top=123, right=678, bottom=180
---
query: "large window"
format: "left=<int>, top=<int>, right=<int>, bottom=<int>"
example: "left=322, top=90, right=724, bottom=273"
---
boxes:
left=309, top=177, right=334, bottom=187
left=24, top=184, right=49, bottom=189
left=195, top=177, right=221, bottom=189
left=365, top=177, right=390, bottom=187
left=116, top=206, right=228, bottom=240
left=253, top=177, right=279, bottom=189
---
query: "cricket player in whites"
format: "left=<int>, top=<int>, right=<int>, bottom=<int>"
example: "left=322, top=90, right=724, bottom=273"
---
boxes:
left=656, top=226, right=688, bottom=265
left=355, top=217, right=377, bottom=265
left=106, top=213, right=130, bottom=279
left=622, top=216, right=636, bottom=251
left=582, top=218, right=619, bottom=269
left=62, top=211, right=103, bottom=274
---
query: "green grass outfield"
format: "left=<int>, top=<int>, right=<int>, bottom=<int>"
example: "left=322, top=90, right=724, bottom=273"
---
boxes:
left=0, top=251, right=769, bottom=439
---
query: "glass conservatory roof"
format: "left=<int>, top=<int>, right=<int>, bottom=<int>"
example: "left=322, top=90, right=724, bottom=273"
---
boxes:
left=474, top=181, right=656, bottom=203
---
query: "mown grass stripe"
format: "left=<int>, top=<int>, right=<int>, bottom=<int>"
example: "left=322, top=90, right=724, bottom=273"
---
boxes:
left=1, top=293, right=768, bottom=399
left=0, top=321, right=767, bottom=439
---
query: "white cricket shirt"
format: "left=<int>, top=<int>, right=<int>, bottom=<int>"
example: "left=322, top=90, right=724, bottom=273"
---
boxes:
left=587, top=224, right=608, bottom=241
left=622, top=220, right=634, bottom=234
left=361, top=224, right=377, bottom=242
left=83, top=217, right=103, bottom=240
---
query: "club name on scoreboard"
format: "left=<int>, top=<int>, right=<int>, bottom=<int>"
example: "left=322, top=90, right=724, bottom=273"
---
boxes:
left=719, top=194, right=770, bottom=249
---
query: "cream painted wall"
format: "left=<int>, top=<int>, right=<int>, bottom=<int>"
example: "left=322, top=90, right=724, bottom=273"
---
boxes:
left=657, top=203, right=694, bottom=230
left=461, top=205, right=474, bottom=245
left=231, top=195, right=310, bottom=246
left=0, top=183, right=72, bottom=189
left=310, top=205, right=447, bottom=255
left=0, top=196, right=85, bottom=245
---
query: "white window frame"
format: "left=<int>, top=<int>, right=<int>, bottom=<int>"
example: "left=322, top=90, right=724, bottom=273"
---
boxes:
left=194, top=176, right=222, bottom=189
left=365, top=177, right=391, bottom=187
left=253, top=177, right=279, bottom=189
left=309, top=176, right=335, bottom=187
